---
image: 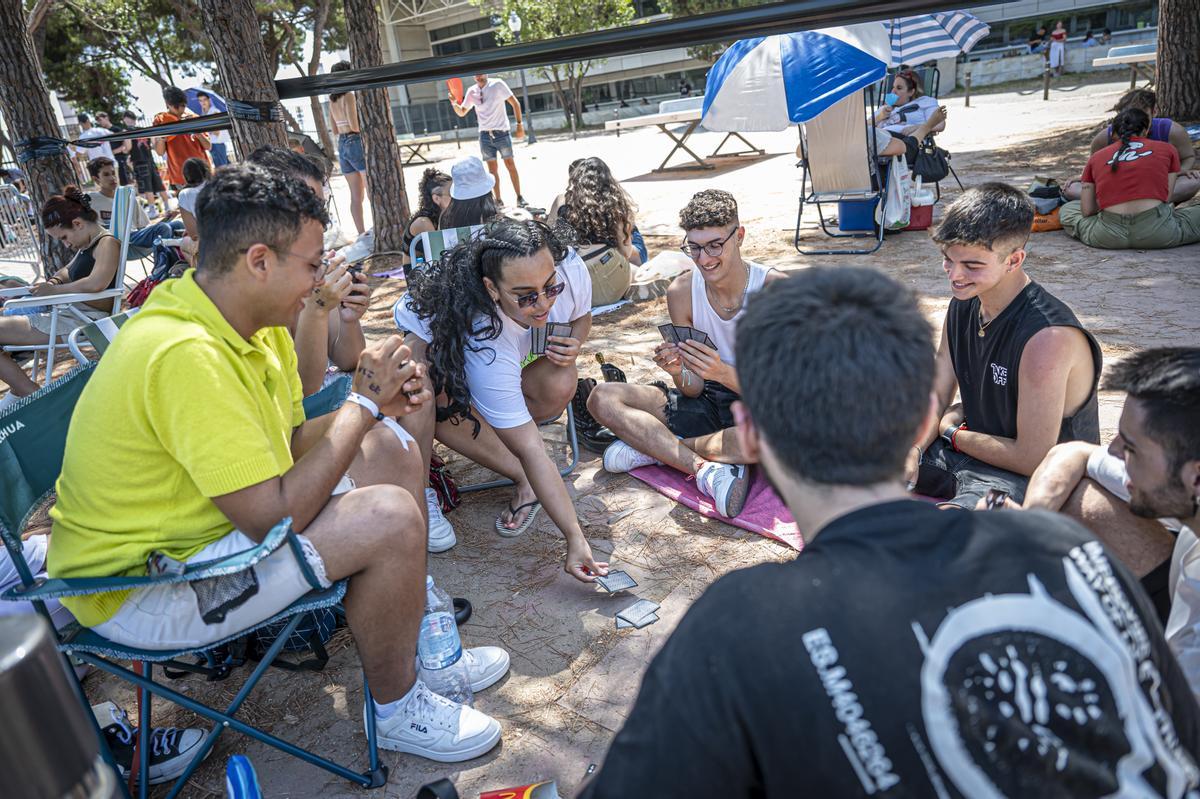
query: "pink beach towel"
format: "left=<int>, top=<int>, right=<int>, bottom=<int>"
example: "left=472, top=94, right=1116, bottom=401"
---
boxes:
left=629, top=465, right=803, bottom=551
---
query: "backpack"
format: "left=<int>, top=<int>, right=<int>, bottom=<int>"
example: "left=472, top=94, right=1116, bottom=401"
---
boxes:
left=579, top=244, right=632, bottom=307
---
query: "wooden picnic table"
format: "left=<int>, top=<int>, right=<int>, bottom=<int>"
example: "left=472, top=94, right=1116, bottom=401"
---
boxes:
left=1092, top=50, right=1156, bottom=90
left=603, top=108, right=764, bottom=173
left=395, top=134, right=443, bottom=165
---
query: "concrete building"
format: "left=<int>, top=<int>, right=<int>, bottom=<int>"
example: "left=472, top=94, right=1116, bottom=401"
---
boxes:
left=377, top=0, right=1160, bottom=135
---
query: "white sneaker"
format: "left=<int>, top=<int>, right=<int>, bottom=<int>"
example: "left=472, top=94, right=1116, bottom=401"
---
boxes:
left=461, top=646, right=510, bottom=693
left=426, top=489, right=456, bottom=553
left=696, top=462, right=752, bottom=518
left=368, top=680, right=501, bottom=763
left=602, top=440, right=660, bottom=473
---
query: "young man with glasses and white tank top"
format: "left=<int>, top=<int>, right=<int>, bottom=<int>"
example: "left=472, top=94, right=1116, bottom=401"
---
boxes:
left=588, top=190, right=784, bottom=518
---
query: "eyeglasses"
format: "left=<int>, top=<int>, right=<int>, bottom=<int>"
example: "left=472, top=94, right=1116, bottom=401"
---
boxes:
left=679, top=227, right=738, bottom=260
left=257, top=246, right=329, bottom=275
left=514, top=281, right=566, bottom=308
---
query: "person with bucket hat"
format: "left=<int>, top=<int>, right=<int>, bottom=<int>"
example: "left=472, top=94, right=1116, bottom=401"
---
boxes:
left=440, top=157, right=500, bottom=230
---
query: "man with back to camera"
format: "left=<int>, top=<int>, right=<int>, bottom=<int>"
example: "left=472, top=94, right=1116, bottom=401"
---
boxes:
left=909, top=182, right=1103, bottom=509
left=449, top=74, right=527, bottom=207
left=579, top=266, right=1200, bottom=797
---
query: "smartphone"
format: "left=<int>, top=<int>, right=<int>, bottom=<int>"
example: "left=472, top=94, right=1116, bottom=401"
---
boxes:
left=983, top=489, right=1008, bottom=510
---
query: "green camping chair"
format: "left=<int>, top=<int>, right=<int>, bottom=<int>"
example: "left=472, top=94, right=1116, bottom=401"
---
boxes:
left=407, top=225, right=485, bottom=268
left=0, top=366, right=388, bottom=798
left=66, top=308, right=139, bottom=363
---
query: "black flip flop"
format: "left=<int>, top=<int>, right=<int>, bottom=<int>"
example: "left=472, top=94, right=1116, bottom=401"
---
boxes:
left=495, top=500, right=542, bottom=538
left=453, top=597, right=472, bottom=626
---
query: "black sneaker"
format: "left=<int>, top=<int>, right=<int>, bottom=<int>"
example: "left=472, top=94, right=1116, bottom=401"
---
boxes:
left=517, top=195, right=529, bottom=208
left=572, top=378, right=616, bottom=452
left=93, top=701, right=208, bottom=785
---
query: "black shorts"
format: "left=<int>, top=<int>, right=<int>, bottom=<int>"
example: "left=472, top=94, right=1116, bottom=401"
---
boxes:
left=133, top=161, right=164, bottom=194
left=915, top=439, right=1029, bottom=510
left=662, top=380, right=739, bottom=439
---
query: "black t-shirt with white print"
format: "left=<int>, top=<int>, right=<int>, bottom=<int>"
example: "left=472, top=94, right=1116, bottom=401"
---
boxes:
left=581, top=501, right=1200, bottom=798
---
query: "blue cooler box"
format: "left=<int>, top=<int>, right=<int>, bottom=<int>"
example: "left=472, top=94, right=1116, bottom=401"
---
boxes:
left=837, top=198, right=878, bottom=232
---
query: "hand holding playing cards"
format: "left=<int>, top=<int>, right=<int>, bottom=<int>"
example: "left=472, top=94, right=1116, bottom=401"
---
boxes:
left=545, top=333, right=581, bottom=366
left=653, top=342, right=684, bottom=378
left=353, top=336, right=429, bottom=417
left=566, top=538, right=609, bottom=583
left=679, top=339, right=730, bottom=384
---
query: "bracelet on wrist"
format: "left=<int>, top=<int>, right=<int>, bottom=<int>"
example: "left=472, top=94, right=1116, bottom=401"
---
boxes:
left=345, top=391, right=384, bottom=421
left=950, top=423, right=966, bottom=453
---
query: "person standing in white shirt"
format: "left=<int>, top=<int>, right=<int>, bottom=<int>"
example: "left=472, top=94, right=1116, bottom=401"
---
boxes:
left=449, top=74, right=528, bottom=208
left=1000, top=347, right=1200, bottom=702
left=73, top=113, right=115, bottom=173
left=196, top=91, right=232, bottom=167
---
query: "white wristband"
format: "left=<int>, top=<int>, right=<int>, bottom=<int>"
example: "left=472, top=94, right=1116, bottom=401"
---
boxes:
left=345, top=391, right=383, bottom=420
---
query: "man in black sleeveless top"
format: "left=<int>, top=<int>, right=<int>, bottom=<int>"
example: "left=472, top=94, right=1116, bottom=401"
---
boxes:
left=911, top=183, right=1103, bottom=509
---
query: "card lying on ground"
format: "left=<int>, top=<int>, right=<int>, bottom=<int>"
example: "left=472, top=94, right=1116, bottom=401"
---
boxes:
left=616, top=612, right=659, bottom=629
left=596, top=570, right=637, bottom=593
left=617, top=598, right=660, bottom=626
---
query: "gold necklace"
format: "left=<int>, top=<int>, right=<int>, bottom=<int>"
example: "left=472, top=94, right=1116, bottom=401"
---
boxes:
left=977, top=307, right=996, bottom=338
left=706, top=263, right=750, bottom=314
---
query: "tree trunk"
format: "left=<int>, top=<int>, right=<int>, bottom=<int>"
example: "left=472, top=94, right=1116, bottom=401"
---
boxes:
left=343, top=0, right=409, bottom=266
left=0, top=0, right=76, bottom=270
left=304, top=0, right=336, bottom=161
left=1157, top=0, right=1200, bottom=120
left=199, top=0, right=290, bottom=159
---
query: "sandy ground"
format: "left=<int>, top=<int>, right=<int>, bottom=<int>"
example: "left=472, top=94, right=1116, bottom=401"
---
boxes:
left=8, top=77, right=1200, bottom=797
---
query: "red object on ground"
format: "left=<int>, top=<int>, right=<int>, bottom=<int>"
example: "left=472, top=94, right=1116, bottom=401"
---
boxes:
left=906, top=202, right=933, bottom=231
left=480, top=780, right=560, bottom=799
left=447, top=78, right=465, bottom=104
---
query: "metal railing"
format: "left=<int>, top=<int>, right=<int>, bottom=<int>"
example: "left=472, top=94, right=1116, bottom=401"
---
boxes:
left=0, top=184, right=42, bottom=280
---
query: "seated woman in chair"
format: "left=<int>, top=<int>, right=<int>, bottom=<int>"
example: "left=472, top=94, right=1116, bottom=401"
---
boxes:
left=1060, top=108, right=1200, bottom=250
left=0, top=187, right=120, bottom=408
left=403, top=167, right=452, bottom=268
left=548, top=157, right=641, bottom=307
left=873, top=69, right=942, bottom=136
left=439, top=157, right=500, bottom=231
left=394, top=219, right=608, bottom=582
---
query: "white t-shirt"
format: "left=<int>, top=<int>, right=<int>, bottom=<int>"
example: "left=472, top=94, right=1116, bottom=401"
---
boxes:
left=882, top=95, right=939, bottom=133
left=463, top=79, right=514, bottom=132
left=177, top=184, right=206, bottom=216
left=75, top=126, right=114, bottom=161
left=202, top=107, right=231, bottom=146
left=393, top=248, right=592, bottom=429
left=87, top=190, right=149, bottom=230
left=1086, top=448, right=1199, bottom=703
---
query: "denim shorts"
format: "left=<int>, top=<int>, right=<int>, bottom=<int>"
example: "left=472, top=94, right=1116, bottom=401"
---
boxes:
left=479, top=130, right=514, bottom=161
left=338, top=132, right=366, bottom=174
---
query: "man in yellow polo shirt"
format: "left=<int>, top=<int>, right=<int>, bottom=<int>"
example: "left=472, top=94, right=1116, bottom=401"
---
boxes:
left=48, top=164, right=508, bottom=764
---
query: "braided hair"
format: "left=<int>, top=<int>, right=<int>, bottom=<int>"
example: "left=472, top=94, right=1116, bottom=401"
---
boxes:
left=407, top=219, right=568, bottom=434
left=1110, top=107, right=1150, bottom=172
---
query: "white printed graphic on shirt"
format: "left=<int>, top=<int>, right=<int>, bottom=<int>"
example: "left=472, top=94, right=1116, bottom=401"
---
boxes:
left=914, top=541, right=1199, bottom=798
left=803, top=628, right=901, bottom=793
left=1107, top=140, right=1154, bottom=167
left=989, top=362, right=1008, bottom=386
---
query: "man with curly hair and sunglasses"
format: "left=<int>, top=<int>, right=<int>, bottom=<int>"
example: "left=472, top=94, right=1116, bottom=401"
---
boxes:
left=588, top=189, right=784, bottom=518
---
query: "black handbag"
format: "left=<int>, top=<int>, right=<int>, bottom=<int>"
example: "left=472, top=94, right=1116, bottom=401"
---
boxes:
left=912, top=136, right=951, bottom=183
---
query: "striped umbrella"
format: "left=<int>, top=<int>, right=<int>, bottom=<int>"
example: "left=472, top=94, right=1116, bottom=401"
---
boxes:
left=888, top=11, right=990, bottom=65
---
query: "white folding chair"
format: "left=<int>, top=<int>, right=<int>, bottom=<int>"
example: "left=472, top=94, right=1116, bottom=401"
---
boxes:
left=407, top=225, right=486, bottom=270
left=794, top=89, right=886, bottom=255
left=1, top=185, right=134, bottom=383
left=0, top=185, right=43, bottom=280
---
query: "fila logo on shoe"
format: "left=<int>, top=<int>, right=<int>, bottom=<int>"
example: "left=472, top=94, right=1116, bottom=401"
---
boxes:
left=0, top=420, right=26, bottom=445
left=410, top=723, right=428, bottom=734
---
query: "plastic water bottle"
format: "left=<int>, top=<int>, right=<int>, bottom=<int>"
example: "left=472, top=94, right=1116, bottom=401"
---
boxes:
left=417, top=576, right=473, bottom=706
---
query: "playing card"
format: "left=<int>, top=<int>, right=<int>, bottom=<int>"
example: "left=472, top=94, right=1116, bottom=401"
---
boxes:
left=616, top=612, right=659, bottom=629
left=658, top=323, right=679, bottom=344
left=617, top=598, right=660, bottom=625
left=547, top=322, right=573, bottom=341
left=690, top=328, right=716, bottom=349
left=530, top=325, right=549, bottom=356
left=674, top=325, right=694, bottom=342
left=595, top=570, right=638, bottom=593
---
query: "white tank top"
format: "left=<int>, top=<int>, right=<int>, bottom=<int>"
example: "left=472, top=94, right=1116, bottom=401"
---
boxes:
left=689, top=260, right=771, bottom=367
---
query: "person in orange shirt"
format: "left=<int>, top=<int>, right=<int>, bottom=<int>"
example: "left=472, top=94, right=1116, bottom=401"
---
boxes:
left=153, top=86, right=211, bottom=190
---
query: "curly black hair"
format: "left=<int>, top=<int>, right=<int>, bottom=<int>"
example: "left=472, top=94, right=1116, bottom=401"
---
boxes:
left=414, top=167, right=452, bottom=223
left=195, top=164, right=329, bottom=275
left=407, top=218, right=568, bottom=433
left=1109, top=107, right=1150, bottom=173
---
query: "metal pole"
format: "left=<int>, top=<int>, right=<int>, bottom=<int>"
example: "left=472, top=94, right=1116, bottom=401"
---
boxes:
left=511, top=28, right=537, bottom=144
left=964, top=69, right=971, bottom=107
left=1042, top=67, right=1051, bottom=100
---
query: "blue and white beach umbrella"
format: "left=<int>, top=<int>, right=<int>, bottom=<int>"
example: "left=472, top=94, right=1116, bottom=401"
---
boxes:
left=185, top=87, right=228, bottom=115
left=888, top=11, right=990, bottom=66
left=701, top=24, right=893, bottom=132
